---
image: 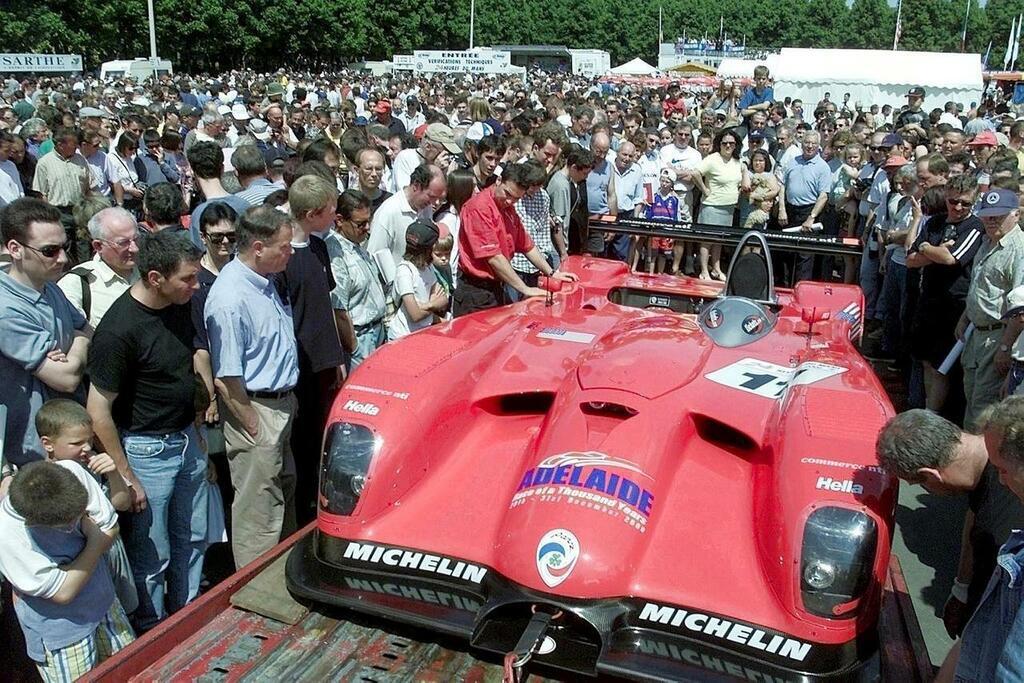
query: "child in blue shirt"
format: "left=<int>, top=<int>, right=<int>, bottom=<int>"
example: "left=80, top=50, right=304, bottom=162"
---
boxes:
left=0, top=460, right=135, bottom=682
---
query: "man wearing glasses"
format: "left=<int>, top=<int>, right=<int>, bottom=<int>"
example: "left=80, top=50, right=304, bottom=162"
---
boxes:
left=0, top=198, right=90, bottom=467
left=57, top=207, right=140, bottom=328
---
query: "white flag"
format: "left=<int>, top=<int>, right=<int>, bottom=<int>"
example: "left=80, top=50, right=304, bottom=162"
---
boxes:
left=1005, top=16, right=1017, bottom=70
left=1014, top=13, right=1023, bottom=69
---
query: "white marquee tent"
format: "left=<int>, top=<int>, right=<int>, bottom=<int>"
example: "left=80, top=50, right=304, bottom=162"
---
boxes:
left=769, top=48, right=983, bottom=110
left=610, top=57, right=659, bottom=76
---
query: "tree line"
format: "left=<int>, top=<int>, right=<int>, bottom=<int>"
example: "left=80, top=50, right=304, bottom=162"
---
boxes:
left=8, top=0, right=1024, bottom=74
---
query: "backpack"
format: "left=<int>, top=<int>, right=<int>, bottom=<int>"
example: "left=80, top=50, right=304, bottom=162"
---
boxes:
left=70, top=266, right=93, bottom=320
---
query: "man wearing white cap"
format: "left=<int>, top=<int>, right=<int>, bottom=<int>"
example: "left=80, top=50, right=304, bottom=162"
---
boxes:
left=392, top=123, right=461, bottom=191
left=226, top=103, right=251, bottom=147
left=956, top=187, right=1024, bottom=429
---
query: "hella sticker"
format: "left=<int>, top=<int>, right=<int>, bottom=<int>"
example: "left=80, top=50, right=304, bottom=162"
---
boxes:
left=742, top=315, right=764, bottom=335
left=815, top=476, right=864, bottom=495
left=537, top=529, right=580, bottom=588
left=343, top=399, right=380, bottom=416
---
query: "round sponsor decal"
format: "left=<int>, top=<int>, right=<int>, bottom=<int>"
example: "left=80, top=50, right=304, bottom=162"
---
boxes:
left=536, top=529, right=580, bottom=588
left=742, top=315, right=764, bottom=335
left=706, top=308, right=724, bottom=329
left=986, top=192, right=999, bottom=205
left=537, top=636, right=557, bottom=655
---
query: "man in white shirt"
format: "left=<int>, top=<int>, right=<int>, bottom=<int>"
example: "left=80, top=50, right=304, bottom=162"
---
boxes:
left=57, top=207, right=140, bottom=328
left=939, top=101, right=965, bottom=131
left=0, top=130, right=24, bottom=205
left=659, top=122, right=702, bottom=211
left=397, top=96, right=426, bottom=133
left=391, top=123, right=461, bottom=191
left=367, top=163, right=447, bottom=270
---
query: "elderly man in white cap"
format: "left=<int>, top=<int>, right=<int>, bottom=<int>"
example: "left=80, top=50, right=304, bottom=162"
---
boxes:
left=226, top=103, right=251, bottom=147
left=391, top=122, right=462, bottom=191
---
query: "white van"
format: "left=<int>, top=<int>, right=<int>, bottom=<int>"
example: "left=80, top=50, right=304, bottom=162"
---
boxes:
left=100, top=58, right=173, bottom=81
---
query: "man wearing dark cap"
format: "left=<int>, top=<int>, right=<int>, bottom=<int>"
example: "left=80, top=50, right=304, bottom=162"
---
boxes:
left=895, top=86, right=929, bottom=135
left=373, top=100, right=405, bottom=137
left=956, top=187, right=1024, bottom=429
left=455, top=162, right=577, bottom=317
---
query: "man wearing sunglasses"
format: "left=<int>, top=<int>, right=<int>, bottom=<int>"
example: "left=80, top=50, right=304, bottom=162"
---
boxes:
left=57, top=207, right=140, bottom=329
left=0, top=198, right=90, bottom=469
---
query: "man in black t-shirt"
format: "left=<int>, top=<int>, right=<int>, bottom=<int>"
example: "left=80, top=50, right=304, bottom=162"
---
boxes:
left=906, top=174, right=984, bottom=413
left=86, top=230, right=208, bottom=631
left=876, top=409, right=1024, bottom=639
left=276, top=174, right=344, bottom=522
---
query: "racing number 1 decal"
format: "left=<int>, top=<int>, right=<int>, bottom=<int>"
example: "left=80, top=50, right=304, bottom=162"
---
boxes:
left=705, top=358, right=847, bottom=399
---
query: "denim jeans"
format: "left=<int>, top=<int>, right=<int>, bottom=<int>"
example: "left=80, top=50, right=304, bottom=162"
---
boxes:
left=956, top=529, right=1024, bottom=681
left=859, top=242, right=882, bottom=319
left=349, top=322, right=385, bottom=372
left=878, top=258, right=907, bottom=355
left=122, top=425, right=208, bottom=630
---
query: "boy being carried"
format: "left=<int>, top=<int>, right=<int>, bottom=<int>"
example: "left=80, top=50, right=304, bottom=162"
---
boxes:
left=0, top=460, right=135, bottom=682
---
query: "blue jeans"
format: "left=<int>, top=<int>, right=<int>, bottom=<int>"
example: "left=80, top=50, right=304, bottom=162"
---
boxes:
left=122, top=425, right=208, bottom=630
left=349, top=322, right=385, bottom=372
left=956, top=530, right=1024, bottom=681
left=859, top=242, right=882, bottom=320
left=878, top=258, right=907, bottom=355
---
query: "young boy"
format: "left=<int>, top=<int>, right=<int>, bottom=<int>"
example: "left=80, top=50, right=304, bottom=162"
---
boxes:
left=36, top=398, right=139, bottom=615
left=0, top=461, right=135, bottom=682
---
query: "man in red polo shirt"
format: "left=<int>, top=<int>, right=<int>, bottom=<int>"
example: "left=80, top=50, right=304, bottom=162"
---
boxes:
left=454, top=162, right=577, bottom=317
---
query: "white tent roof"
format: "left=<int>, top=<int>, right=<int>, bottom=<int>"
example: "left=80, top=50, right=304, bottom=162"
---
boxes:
left=772, top=48, right=982, bottom=109
left=716, top=55, right=781, bottom=79
left=611, top=57, right=659, bottom=76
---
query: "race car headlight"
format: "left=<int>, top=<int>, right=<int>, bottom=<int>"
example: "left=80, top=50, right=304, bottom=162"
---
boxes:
left=800, top=507, right=877, bottom=618
left=319, top=421, right=376, bottom=516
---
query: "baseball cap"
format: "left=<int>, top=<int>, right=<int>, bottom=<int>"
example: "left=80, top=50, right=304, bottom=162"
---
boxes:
left=749, top=130, right=765, bottom=142
left=883, top=155, right=909, bottom=168
left=907, top=86, right=926, bottom=98
left=354, top=116, right=368, bottom=126
left=425, top=123, right=461, bottom=154
left=967, top=130, right=998, bottom=147
left=373, top=100, right=391, bottom=114
left=231, top=103, right=250, bottom=121
left=880, top=133, right=903, bottom=148
left=247, top=118, right=271, bottom=142
left=1003, top=285, right=1024, bottom=319
left=180, top=105, right=200, bottom=118
left=405, top=219, right=439, bottom=249
left=976, top=188, right=1019, bottom=217
left=217, top=104, right=232, bottom=116
left=266, top=82, right=285, bottom=97
left=466, top=121, right=494, bottom=142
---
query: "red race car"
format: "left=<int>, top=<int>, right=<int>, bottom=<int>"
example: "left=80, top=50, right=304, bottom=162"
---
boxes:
left=287, top=234, right=897, bottom=682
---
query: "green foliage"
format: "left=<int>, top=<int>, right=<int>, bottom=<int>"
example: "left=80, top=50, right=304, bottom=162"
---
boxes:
left=0, top=0, right=1008, bottom=72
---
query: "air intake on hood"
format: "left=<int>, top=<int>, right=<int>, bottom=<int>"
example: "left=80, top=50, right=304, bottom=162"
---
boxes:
left=692, top=414, right=758, bottom=455
left=478, top=392, right=556, bottom=416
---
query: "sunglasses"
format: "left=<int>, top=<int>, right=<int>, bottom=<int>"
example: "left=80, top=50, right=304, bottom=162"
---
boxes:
left=20, top=240, right=68, bottom=258
left=203, top=232, right=236, bottom=244
left=946, top=198, right=974, bottom=208
left=870, top=146, right=891, bottom=152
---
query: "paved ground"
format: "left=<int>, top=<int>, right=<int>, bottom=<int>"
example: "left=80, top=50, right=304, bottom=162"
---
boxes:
left=891, top=483, right=966, bottom=668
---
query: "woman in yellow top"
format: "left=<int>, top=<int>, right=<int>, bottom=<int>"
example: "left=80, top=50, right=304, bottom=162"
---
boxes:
left=691, top=128, right=744, bottom=281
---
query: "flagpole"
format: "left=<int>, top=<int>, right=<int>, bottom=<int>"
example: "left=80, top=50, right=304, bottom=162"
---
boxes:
left=469, top=0, right=475, bottom=49
left=892, top=0, right=903, bottom=50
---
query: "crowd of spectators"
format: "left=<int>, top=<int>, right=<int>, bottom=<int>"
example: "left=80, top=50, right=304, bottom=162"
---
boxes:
left=1, top=63, right=1024, bottom=679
